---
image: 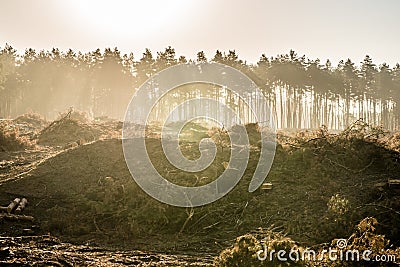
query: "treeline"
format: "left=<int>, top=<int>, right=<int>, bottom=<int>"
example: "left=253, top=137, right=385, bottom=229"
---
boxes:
left=0, top=44, right=399, bottom=130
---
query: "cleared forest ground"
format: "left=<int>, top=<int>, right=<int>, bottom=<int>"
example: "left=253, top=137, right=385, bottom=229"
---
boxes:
left=0, top=114, right=400, bottom=266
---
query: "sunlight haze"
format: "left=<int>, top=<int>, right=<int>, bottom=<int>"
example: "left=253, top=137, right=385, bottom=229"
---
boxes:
left=1, top=0, right=399, bottom=65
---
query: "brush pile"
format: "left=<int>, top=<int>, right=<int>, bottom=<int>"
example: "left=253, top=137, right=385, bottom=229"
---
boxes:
left=0, top=121, right=32, bottom=152
left=37, top=110, right=102, bottom=147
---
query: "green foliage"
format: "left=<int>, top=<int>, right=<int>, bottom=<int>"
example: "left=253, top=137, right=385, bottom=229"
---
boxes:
left=1, top=44, right=400, bottom=130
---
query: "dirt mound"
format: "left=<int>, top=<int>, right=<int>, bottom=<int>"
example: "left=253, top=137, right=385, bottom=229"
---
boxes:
left=0, top=138, right=228, bottom=246
left=2, top=139, right=128, bottom=196
left=37, top=115, right=102, bottom=147
left=0, top=139, right=132, bottom=237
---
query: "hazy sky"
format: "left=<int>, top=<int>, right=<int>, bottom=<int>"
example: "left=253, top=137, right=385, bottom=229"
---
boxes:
left=1, top=0, right=399, bottom=66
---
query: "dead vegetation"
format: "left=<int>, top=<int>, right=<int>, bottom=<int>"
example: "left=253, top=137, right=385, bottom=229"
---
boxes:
left=0, top=121, right=32, bottom=152
left=37, top=110, right=102, bottom=147
left=0, top=235, right=213, bottom=266
left=214, top=217, right=400, bottom=266
left=14, top=112, right=45, bottom=126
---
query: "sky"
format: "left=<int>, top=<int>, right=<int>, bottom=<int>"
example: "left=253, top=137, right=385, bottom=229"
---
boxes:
left=1, top=0, right=399, bottom=67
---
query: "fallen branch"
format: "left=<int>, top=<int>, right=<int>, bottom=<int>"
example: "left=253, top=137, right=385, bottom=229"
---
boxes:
left=234, top=201, right=249, bottom=229
left=324, top=156, right=374, bottom=174
left=0, top=213, right=34, bottom=222
left=203, top=221, right=221, bottom=230
left=354, top=204, right=400, bottom=217
left=354, top=159, right=375, bottom=174
left=179, top=207, right=194, bottom=235
left=388, top=179, right=400, bottom=186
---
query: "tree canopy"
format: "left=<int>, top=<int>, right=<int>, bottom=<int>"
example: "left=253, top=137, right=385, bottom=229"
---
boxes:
left=0, top=44, right=399, bottom=130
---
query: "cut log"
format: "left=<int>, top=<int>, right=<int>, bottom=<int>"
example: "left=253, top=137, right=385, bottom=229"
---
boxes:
left=388, top=179, right=400, bottom=186
left=0, top=213, right=34, bottom=222
left=7, top=198, right=21, bottom=213
left=374, top=182, right=387, bottom=187
left=15, top=198, right=28, bottom=214
left=22, top=228, right=35, bottom=235
left=261, top=182, right=273, bottom=190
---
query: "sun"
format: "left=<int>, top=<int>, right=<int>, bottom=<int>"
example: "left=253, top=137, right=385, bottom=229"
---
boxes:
left=66, top=0, right=190, bottom=39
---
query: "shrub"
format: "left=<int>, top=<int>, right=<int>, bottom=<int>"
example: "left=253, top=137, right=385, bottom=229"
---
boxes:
left=327, top=194, right=350, bottom=217
left=214, top=231, right=307, bottom=267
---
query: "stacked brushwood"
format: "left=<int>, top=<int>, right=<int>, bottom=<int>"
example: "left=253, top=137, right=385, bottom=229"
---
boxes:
left=0, top=122, right=31, bottom=151
left=37, top=109, right=102, bottom=147
left=0, top=198, right=34, bottom=222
